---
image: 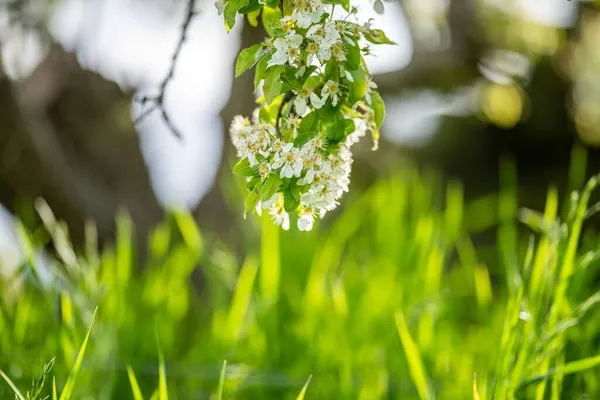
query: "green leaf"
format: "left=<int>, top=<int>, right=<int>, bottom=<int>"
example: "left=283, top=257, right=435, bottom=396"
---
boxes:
left=127, top=366, right=144, bottom=400
left=348, top=68, right=367, bottom=104
left=260, top=174, right=282, bottom=201
left=224, top=0, right=249, bottom=31
left=325, top=58, right=338, bottom=80
left=244, top=190, right=260, bottom=218
left=238, top=0, right=261, bottom=14
left=263, top=66, right=284, bottom=104
left=282, top=69, right=303, bottom=91
left=254, top=56, right=269, bottom=92
left=283, top=0, right=293, bottom=16
left=236, top=44, right=265, bottom=77
left=364, top=29, right=396, bottom=45
left=247, top=10, right=260, bottom=27
left=304, top=75, right=321, bottom=89
left=233, top=158, right=256, bottom=177
left=294, top=131, right=319, bottom=147
left=52, top=377, right=57, bottom=400
left=326, top=116, right=345, bottom=143
left=246, top=176, right=261, bottom=190
left=370, top=92, right=385, bottom=128
left=296, top=376, right=313, bottom=400
left=60, top=307, right=97, bottom=400
left=217, top=360, right=227, bottom=400
left=344, top=118, right=355, bottom=135
left=345, top=44, right=361, bottom=70
left=284, top=189, right=301, bottom=212
left=298, top=111, right=318, bottom=133
left=262, top=6, right=282, bottom=37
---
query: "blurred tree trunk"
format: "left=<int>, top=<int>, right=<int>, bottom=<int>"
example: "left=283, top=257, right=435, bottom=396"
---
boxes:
left=0, top=43, right=163, bottom=250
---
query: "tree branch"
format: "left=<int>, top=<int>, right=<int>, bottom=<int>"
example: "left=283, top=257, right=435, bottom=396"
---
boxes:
left=134, top=0, right=198, bottom=140
left=275, top=92, right=294, bottom=138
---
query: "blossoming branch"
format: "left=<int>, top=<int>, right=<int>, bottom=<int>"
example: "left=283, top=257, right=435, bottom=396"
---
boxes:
left=217, top=0, right=394, bottom=231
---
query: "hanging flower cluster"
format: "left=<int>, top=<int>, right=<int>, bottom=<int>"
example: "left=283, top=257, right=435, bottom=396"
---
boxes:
left=217, top=0, right=394, bottom=231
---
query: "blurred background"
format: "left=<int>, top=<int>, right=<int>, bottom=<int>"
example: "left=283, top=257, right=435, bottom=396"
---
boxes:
left=3, top=0, right=600, bottom=398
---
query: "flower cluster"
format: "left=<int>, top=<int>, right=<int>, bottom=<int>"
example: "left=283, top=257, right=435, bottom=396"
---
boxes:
left=230, top=107, right=369, bottom=231
left=219, top=0, right=393, bottom=230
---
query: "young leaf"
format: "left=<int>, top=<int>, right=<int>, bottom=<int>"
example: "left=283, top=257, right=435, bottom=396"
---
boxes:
left=364, top=29, right=396, bottom=45
left=294, top=131, right=318, bottom=147
left=254, top=56, right=269, bottom=92
left=283, top=0, right=293, bottom=16
left=370, top=92, right=385, bottom=128
left=244, top=190, right=260, bottom=218
left=298, top=112, right=318, bottom=133
left=236, top=44, right=264, bottom=77
left=247, top=10, right=260, bottom=27
left=348, top=68, right=367, bottom=104
left=260, top=174, right=282, bottom=201
left=284, top=188, right=301, bottom=212
left=224, top=0, right=249, bottom=31
left=345, top=44, right=361, bottom=70
left=261, top=6, right=282, bottom=37
left=238, top=0, right=261, bottom=14
left=233, top=158, right=256, bottom=177
left=263, top=66, right=284, bottom=104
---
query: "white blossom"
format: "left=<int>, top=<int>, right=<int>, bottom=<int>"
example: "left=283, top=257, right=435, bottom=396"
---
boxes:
left=273, top=146, right=303, bottom=178
left=269, top=33, right=303, bottom=67
left=294, top=87, right=324, bottom=115
left=321, top=80, right=341, bottom=106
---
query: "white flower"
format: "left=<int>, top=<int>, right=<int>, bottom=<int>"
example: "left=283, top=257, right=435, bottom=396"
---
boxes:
left=364, top=77, right=378, bottom=105
left=298, top=151, right=321, bottom=185
left=273, top=146, right=303, bottom=178
left=331, top=42, right=346, bottom=62
left=215, top=0, right=226, bottom=15
left=321, top=80, right=341, bottom=106
left=297, top=206, right=316, bottom=231
left=305, top=40, right=331, bottom=64
left=294, top=87, right=324, bottom=115
left=291, top=0, right=324, bottom=28
left=268, top=33, right=303, bottom=67
left=269, top=203, right=290, bottom=230
left=307, top=22, right=339, bottom=47
left=345, top=118, right=367, bottom=146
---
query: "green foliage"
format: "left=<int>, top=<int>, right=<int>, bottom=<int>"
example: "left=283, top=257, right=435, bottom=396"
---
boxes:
left=4, top=156, right=600, bottom=398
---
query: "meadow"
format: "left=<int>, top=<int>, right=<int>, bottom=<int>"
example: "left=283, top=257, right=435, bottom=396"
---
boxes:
left=2, top=150, right=600, bottom=399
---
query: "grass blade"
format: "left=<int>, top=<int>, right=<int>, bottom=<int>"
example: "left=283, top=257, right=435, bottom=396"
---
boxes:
left=127, top=366, right=144, bottom=400
left=226, top=257, right=258, bottom=343
left=216, top=360, right=227, bottom=400
left=59, top=307, right=97, bottom=400
left=0, top=369, right=25, bottom=400
left=395, top=311, right=435, bottom=400
left=156, top=332, right=168, bottom=400
left=53, top=377, right=58, bottom=400
left=518, top=354, right=600, bottom=390
left=296, top=375, right=312, bottom=400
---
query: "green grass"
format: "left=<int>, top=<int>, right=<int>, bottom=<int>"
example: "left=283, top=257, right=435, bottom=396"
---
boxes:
left=2, top=153, right=600, bottom=399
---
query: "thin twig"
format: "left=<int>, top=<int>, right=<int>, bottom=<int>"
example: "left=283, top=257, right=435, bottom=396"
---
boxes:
left=134, top=0, right=198, bottom=140
left=275, top=92, right=294, bottom=138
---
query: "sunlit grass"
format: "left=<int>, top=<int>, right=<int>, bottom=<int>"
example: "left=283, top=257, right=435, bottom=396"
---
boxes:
left=2, top=152, right=600, bottom=398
